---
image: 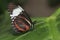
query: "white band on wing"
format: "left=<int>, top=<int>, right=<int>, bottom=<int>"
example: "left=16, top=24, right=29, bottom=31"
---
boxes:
left=10, top=5, right=24, bottom=19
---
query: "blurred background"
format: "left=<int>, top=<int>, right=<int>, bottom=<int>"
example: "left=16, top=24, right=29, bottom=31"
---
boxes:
left=0, top=0, right=60, bottom=40
left=0, top=0, right=60, bottom=18
left=0, top=0, right=60, bottom=25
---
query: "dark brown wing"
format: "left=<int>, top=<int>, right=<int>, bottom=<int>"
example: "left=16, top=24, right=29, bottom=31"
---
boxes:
left=13, top=15, right=30, bottom=32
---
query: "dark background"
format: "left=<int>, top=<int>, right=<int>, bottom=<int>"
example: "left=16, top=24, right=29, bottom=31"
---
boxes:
left=0, top=0, right=60, bottom=17
left=23, top=0, right=60, bottom=17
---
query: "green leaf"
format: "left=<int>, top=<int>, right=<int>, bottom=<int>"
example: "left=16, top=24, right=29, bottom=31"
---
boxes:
left=0, top=8, right=60, bottom=40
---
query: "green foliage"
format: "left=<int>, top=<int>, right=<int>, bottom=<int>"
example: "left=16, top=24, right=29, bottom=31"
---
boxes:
left=57, top=23, right=60, bottom=32
left=1, top=0, right=60, bottom=40
left=0, top=7, right=4, bottom=15
left=0, top=8, right=60, bottom=40
left=0, top=0, right=9, bottom=15
left=56, top=14, right=60, bottom=32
